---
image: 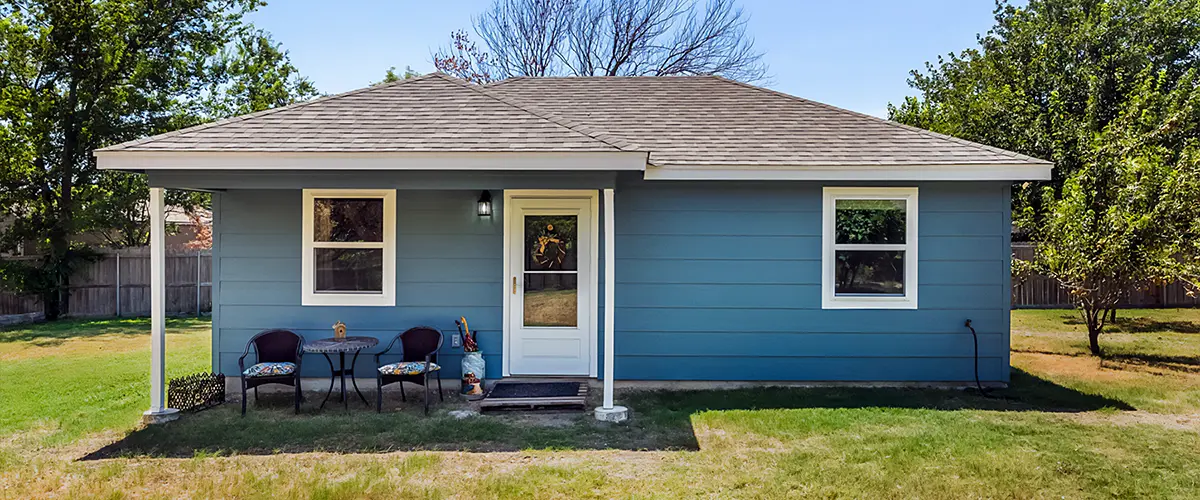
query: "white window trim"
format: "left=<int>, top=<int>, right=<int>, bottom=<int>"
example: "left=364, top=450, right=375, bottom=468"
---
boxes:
left=821, top=187, right=918, bottom=310
left=302, top=189, right=396, bottom=307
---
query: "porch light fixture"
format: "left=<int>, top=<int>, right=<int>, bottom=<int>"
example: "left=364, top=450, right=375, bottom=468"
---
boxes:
left=476, top=190, right=493, bottom=217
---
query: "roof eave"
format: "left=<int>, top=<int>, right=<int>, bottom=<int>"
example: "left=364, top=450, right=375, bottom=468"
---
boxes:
left=94, top=149, right=650, bottom=172
left=642, top=162, right=1054, bottom=181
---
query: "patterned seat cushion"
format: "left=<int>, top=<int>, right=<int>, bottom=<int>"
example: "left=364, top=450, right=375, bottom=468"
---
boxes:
left=378, top=361, right=441, bottom=376
left=242, top=362, right=297, bottom=377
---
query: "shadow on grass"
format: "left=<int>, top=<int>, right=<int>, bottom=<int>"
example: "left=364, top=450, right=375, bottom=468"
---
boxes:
left=1060, top=316, right=1200, bottom=334
left=0, top=317, right=205, bottom=345
left=1102, top=353, right=1200, bottom=373
left=80, top=367, right=1130, bottom=460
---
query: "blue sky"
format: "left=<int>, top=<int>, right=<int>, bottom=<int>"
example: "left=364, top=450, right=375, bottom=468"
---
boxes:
left=247, top=1, right=1002, bottom=118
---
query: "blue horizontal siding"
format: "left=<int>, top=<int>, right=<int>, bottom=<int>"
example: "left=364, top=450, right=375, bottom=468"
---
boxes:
left=609, top=179, right=1011, bottom=382
left=209, top=178, right=1013, bottom=383
left=213, top=189, right=508, bottom=379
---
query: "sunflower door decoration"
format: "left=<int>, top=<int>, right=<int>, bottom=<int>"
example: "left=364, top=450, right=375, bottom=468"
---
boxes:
left=531, top=221, right=572, bottom=270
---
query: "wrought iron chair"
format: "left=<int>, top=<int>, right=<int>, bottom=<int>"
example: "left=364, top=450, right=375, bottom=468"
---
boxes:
left=238, top=329, right=305, bottom=416
left=375, top=326, right=444, bottom=414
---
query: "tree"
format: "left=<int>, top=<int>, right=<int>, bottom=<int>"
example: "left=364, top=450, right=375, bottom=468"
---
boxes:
left=1018, top=68, right=1200, bottom=355
left=0, top=1, right=314, bottom=319
left=376, top=65, right=421, bottom=85
left=76, top=30, right=317, bottom=249
left=432, top=0, right=767, bottom=83
left=889, top=0, right=1200, bottom=191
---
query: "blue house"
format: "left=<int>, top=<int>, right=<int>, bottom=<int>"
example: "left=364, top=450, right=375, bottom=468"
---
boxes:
left=96, top=74, right=1051, bottom=420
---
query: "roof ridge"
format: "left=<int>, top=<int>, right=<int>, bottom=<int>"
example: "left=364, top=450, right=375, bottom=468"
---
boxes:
left=708, top=76, right=1052, bottom=165
left=436, top=74, right=642, bottom=152
left=98, top=74, right=446, bottom=152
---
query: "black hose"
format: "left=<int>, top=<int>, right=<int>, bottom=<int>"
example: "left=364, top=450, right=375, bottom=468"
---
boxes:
left=964, top=319, right=987, bottom=395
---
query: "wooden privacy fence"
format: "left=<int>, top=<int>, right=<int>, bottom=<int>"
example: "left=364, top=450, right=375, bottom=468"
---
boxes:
left=0, top=249, right=211, bottom=317
left=1011, top=243, right=1200, bottom=309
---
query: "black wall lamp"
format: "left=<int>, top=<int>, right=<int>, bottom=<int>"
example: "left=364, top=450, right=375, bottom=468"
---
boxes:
left=477, top=190, right=493, bottom=217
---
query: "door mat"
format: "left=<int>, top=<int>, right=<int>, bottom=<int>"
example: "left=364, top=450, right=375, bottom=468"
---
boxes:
left=479, top=381, right=587, bottom=411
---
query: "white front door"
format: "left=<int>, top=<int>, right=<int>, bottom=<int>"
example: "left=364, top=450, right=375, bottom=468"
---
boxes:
left=505, top=194, right=596, bottom=376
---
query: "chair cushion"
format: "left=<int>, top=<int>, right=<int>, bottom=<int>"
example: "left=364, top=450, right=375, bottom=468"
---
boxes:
left=378, top=361, right=441, bottom=376
left=242, top=362, right=296, bottom=377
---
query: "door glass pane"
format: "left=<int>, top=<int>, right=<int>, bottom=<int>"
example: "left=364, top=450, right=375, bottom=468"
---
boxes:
left=835, top=199, right=906, bottom=244
left=525, top=215, right=578, bottom=271
left=314, top=248, right=384, bottom=292
left=524, top=274, right=578, bottom=327
left=835, top=250, right=904, bottom=295
left=314, top=198, right=384, bottom=242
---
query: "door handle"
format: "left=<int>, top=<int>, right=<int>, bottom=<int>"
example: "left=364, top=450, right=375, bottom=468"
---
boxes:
left=512, top=276, right=517, bottom=294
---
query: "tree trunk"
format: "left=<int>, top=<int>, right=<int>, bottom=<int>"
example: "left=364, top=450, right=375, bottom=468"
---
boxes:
left=1087, top=327, right=1102, bottom=356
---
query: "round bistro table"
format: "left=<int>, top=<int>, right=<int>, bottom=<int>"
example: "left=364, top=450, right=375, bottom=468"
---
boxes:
left=303, top=336, right=379, bottom=409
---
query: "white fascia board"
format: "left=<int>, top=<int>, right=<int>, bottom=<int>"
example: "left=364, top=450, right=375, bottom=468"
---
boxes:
left=642, top=164, right=1053, bottom=181
left=95, top=150, right=648, bottom=172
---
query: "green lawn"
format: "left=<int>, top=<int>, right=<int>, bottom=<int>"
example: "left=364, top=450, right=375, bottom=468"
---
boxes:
left=1012, top=308, right=1200, bottom=414
left=1, top=311, right=1199, bottom=498
left=0, top=317, right=211, bottom=447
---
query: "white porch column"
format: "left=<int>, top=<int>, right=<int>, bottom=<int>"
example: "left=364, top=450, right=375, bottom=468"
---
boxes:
left=595, top=188, right=628, bottom=422
left=143, top=187, right=179, bottom=424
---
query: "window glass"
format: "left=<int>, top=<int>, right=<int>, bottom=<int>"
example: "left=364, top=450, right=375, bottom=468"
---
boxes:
left=524, top=216, right=578, bottom=271
left=523, top=274, right=578, bottom=327
left=313, top=198, right=384, bottom=242
left=835, top=250, right=904, bottom=295
left=835, top=199, right=906, bottom=244
left=314, top=248, right=384, bottom=292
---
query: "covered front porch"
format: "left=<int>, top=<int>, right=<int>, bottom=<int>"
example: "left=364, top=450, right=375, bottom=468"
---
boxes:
left=138, top=171, right=632, bottom=423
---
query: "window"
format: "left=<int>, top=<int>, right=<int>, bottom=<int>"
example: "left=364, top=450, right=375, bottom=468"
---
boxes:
left=302, top=189, right=395, bottom=306
left=822, top=187, right=918, bottom=309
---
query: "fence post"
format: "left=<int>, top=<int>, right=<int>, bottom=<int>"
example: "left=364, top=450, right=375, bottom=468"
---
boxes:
left=196, top=252, right=202, bottom=317
left=115, top=253, right=121, bottom=317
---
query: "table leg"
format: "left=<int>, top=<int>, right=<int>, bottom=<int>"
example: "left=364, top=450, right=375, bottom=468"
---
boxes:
left=349, top=349, right=369, bottom=405
left=319, top=353, right=336, bottom=409
left=339, top=351, right=348, bottom=409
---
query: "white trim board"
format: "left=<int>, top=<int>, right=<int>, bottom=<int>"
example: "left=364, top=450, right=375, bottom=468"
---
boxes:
left=643, top=164, right=1052, bottom=181
left=821, top=187, right=919, bottom=310
left=501, top=189, right=601, bottom=378
left=301, top=189, right=397, bottom=307
left=96, top=151, right=649, bottom=172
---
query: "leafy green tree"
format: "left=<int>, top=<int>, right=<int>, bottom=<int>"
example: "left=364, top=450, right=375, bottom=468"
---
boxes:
left=1018, top=68, right=1200, bottom=355
left=890, top=0, right=1200, bottom=191
left=376, top=65, right=421, bottom=85
left=0, top=1, right=314, bottom=319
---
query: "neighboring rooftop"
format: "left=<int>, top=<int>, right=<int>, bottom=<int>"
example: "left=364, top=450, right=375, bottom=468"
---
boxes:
left=98, top=73, right=1050, bottom=169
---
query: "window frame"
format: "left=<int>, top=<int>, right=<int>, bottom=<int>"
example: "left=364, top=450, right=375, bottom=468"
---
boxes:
left=821, top=187, right=918, bottom=310
left=301, top=189, right=396, bottom=307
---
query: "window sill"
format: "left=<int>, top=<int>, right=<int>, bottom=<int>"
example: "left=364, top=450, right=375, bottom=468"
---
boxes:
left=822, top=297, right=918, bottom=310
left=302, top=294, right=395, bottom=307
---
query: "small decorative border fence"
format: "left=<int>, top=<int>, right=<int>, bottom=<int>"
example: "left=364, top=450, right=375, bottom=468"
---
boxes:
left=168, top=372, right=226, bottom=412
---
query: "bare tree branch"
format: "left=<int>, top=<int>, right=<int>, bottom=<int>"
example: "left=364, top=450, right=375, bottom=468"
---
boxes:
left=434, top=0, right=767, bottom=82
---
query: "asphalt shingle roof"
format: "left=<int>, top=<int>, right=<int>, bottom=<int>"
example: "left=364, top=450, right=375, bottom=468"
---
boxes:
left=100, top=73, right=1050, bottom=168
left=485, top=76, right=1048, bottom=167
left=100, top=74, right=624, bottom=153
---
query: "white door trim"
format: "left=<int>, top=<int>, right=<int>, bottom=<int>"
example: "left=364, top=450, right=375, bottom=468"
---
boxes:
left=502, top=189, right=600, bottom=378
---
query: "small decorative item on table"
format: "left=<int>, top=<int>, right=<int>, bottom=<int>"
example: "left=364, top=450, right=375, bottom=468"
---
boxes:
left=456, top=316, right=485, bottom=398
left=332, top=321, right=347, bottom=340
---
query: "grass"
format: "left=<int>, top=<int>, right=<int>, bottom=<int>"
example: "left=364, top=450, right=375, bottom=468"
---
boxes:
left=0, top=317, right=211, bottom=447
left=0, top=310, right=1198, bottom=498
left=1012, top=308, right=1200, bottom=414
